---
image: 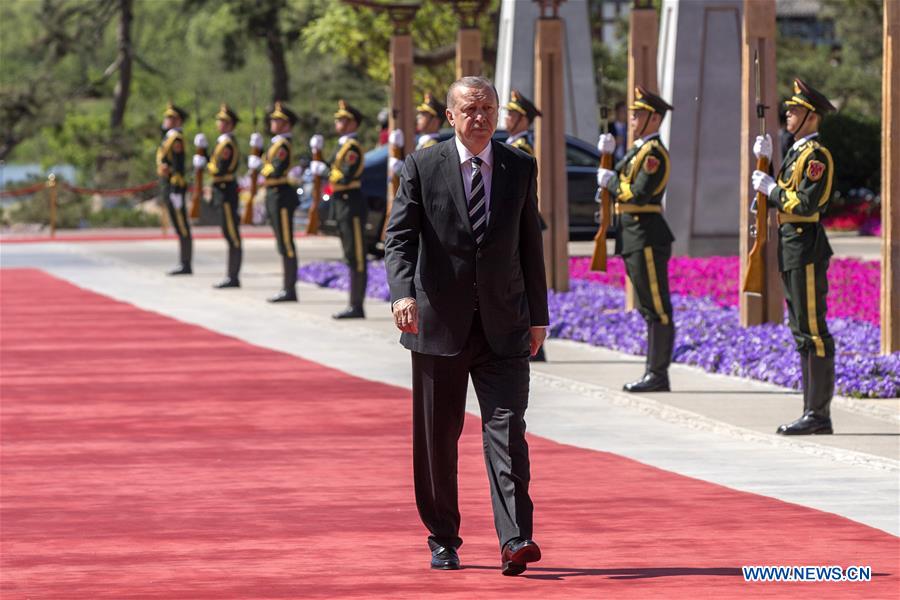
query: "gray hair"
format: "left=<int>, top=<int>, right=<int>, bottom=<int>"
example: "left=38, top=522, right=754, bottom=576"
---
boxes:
left=446, top=76, right=500, bottom=110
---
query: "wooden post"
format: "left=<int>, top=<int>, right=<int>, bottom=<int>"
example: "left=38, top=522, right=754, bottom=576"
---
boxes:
left=534, top=0, right=569, bottom=292
left=47, top=173, right=57, bottom=238
left=624, top=0, right=658, bottom=309
left=446, top=1, right=484, bottom=77
left=740, top=0, right=783, bottom=327
left=883, top=0, right=900, bottom=354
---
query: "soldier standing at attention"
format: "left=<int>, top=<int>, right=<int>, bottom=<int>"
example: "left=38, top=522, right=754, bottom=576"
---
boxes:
left=503, top=89, right=541, bottom=155
left=415, top=92, right=446, bottom=150
left=249, top=102, right=299, bottom=303
left=503, top=89, right=547, bottom=362
left=751, top=79, right=837, bottom=435
left=194, top=104, right=243, bottom=288
left=156, top=102, right=192, bottom=275
left=597, top=86, right=675, bottom=393
left=310, top=100, right=367, bottom=319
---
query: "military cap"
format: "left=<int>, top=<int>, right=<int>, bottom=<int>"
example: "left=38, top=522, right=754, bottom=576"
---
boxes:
left=215, top=103, right=240, bottom=124
left=334, top=99, right=363, bottom=124
left=505, top=90, right=542, bottom=122
left=785, top=78, right=836, bottom=114
left=416, top=92, right=447, bottom=120
left=629, top=86, right=673, bottom=116
left=268, top=101, right=298, bottom=126
left=163, top=102, right=188, bottom=121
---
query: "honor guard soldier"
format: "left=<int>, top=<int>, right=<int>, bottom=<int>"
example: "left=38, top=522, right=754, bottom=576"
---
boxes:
left=194, top=104, right=242, bottom=288
left=751, top=79, right=837, bottom=435
left=597, top=87, right=675, bottom=392
left=503, top=89, right=548, bottom=362
left=249, top=102, right=299, bottom=303
left=310, top=100, right=368, bottom=319
left=504, top=90, right=541, bottom=155
left=415, top=92, right=446, bottom=150
left=156, top=102, right=192, bottom=275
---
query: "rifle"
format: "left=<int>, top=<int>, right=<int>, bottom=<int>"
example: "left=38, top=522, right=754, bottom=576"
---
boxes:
left=382, top=111, right=404, bottom=241
left=590, top=105, right=613, bottom=272
left=306, top=139, right=323, bottom=234
left=190, top=92, right=205, bottom=220
left=242, top=85, right=261, bottom=225
left=742, top=50, right=769, bottom=295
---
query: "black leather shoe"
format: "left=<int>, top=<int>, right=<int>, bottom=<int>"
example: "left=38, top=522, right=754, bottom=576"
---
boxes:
left=623, top=372, right=670, bottom=393
left=501, top=538, right=541, bottom=576
left=167, top=265, right=192, bottom=276
left=267, top=290, right=297, bottom=303
left=332, top=306, right=365, bottom=319
left=213, top=277, right=240, bottom=289
left=430, top=546, right=460, bottom=570
left=777, top=411, right=833, bottom=435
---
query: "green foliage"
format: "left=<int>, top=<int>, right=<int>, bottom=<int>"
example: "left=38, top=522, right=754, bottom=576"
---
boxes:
left=6, top=190, right=89, bottom=229
left=87, top=203, right=160, bottom=228
left=819, top=112, right=881, bottom=193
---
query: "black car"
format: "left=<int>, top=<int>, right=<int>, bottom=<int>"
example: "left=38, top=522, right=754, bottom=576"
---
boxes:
left=316, top=129, right=603, bottom=248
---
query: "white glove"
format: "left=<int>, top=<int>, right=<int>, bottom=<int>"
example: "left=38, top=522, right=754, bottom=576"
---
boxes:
left=249, top=132, right=263, bottom=150
left=247, top=155, right=263, bottom=171
left=751, top=170, right=777, bottom=196
left=192, top=154, right=208, bottom=170
left=388, top=156, right=403, bottom=177
left=753, top=134, right=772, bottom=160
left=193, top=133, right=208, bottom=148
left=596, top=168, right=615, bottom=190
left=169, top=192, right=184, bottom=210
left=309, top=160, right=329, bottom=177
left=309, top=134, right=324, bottom=152
left=597, top=133, right=615, bottom=155
left=388, top=128, right=404, bottom=148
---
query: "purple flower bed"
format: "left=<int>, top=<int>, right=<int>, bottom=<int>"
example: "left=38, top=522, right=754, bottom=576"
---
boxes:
left=299, top=260, right=899, bottom=398
left=570, top=256, right=881, bottom=325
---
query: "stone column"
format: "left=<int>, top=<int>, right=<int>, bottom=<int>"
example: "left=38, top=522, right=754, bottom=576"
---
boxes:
left=448, top=1, right=484, bottom=78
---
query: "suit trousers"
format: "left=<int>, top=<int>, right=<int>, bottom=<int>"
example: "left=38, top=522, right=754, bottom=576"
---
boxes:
left=411, top=312, right=533, bottom=552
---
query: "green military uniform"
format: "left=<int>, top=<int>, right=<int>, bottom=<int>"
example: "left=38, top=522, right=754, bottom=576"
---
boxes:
left=604, top=87, right=675, bottom=392
left=415, top=93, right=446, bottom=151
left=503, top=90, right=547, bottom=362
left=764, top=79, right=837, bottom=435
left=208, top=104, right=242, bottom=288
left=156, top=103, right=192, bottom=274
left=327, top=100, right=367, bottom=318
left=262, top=102, right=299, bottom=302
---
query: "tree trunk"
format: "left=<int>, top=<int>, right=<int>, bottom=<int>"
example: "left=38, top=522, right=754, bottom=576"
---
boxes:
left=110, top=0, right=132, bottom=130
left=265, top=23, right=289, bottom=102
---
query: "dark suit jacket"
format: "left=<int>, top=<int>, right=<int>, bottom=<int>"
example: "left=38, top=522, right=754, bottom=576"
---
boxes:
left=384, top=138, right=549, bottom=357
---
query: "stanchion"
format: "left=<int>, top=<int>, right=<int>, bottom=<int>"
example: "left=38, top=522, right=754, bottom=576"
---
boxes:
left=47, top=173, right=58, bottom=238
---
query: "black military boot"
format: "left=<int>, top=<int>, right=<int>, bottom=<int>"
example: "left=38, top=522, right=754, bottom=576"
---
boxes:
left=778, top=353, right=834, bottom=435
left=624, top=321, right=673, bottom=393
left=268, top=256, right=297, bottom=303
left=214, top=248, right=241, bottom=288
left=168, top=237, right=193, bottom=275
left=333, top=268, right=366, bottom=319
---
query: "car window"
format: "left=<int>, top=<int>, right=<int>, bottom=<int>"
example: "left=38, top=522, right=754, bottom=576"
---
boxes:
left=566, top=144, right=597, bottom=167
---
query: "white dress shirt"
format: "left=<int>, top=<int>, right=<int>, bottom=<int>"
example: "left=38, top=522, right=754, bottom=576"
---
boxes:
left=455, top=135, right=493, bottom=223
left=791, top=132, right=819, bottom=152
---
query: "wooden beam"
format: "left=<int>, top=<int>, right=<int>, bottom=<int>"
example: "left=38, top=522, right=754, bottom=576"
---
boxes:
left=739, top=0, right=783, bottom=327
left=456, top=28, right=482, bottom=78
left=883, top=0, right=900, bottom=354
left=625, top=4, right=658, bottom=309
left=534, top=9, right=569, bottom=292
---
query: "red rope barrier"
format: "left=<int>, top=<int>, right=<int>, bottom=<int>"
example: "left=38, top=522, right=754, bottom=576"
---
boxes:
left=0, top=182, right=47, bottom=199
left=0, top=179, right=157, bottom=199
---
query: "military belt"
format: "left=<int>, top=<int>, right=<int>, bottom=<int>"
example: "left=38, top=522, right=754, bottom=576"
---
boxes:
left=777, top=212, right=819, bottom=225
left=615, top=203, right=662, bottom=215
left=263, top=177, right=297, bottom=187
left=212, top=175, right=236, bottom=183
left=169, top=174, right=186, bottom=187
left=332, top=182, right=362, bottom=192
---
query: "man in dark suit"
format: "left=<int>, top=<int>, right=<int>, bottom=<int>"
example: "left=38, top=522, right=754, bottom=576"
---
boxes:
left=385, top=76, right=549, bottom=577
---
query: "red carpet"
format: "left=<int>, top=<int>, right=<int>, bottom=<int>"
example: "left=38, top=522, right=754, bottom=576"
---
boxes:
left=1, top=269, right=897, bottom=598
left=0, top=231, right=285, bottom=244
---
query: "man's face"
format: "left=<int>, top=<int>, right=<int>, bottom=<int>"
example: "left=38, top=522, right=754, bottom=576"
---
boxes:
left=504, top=110, right=526, bottom=135
left=270, top=118, right=288, bottom=134
left=335, top=117, right=357, bottom=135
left=163, top=116, right=178, bottom=130
left=785, top=105, right=816, bottom=134
left=216, top=119, right=233, bottom=134
left=447, top=85, right=497, bottom=151
left=629, top=109, right=659, bottom=136
left=416, top=112, right=438, bottom=134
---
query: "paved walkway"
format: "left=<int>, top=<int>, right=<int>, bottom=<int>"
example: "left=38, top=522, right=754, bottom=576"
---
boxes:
left=1, top=235, right=897, bottom=537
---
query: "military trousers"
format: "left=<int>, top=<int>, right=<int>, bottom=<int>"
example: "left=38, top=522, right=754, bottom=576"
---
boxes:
left=782, top=260, right=834, bottom=357
left=623, top=245, right=673, bottom=325
left=265, top=187, right=298, bottom=258
left=333, top=188, right=368, bottom=309
left=163, top=185, right=192, bottom=267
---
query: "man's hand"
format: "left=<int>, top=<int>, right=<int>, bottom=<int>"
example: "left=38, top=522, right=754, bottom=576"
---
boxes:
left=753, top=134, right=772, bottom=160
left=392, top=297, right=419, bottom=334
left=596, top=168, right=615, bottom=190
left=597, top=132, right=616, bottom=155
left=751, top=169, right=777, bottom=196
left=529, top=327, right=547, bottom=357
